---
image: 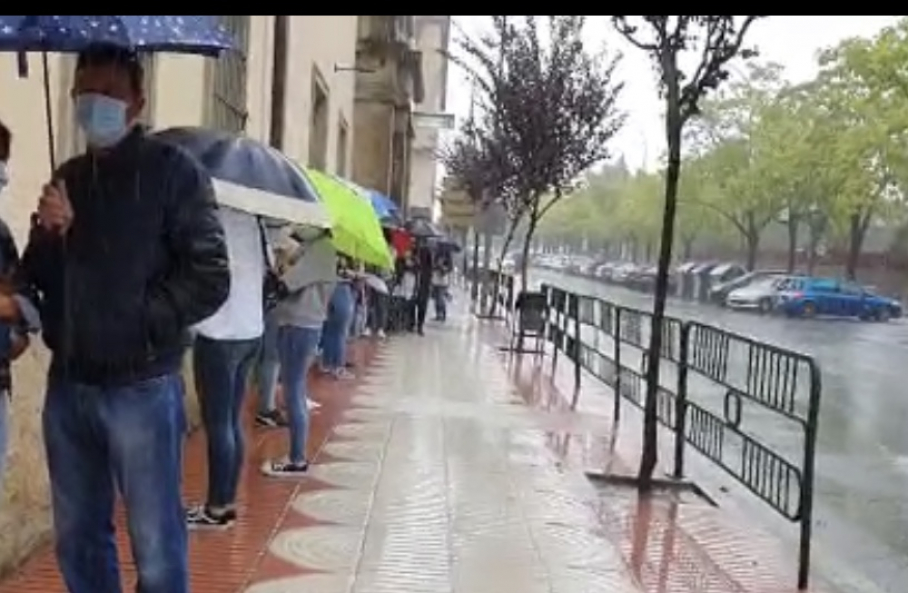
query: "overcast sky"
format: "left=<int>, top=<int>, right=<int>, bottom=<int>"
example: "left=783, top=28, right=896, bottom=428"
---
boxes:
left=443, top=16, right=900, bottom=172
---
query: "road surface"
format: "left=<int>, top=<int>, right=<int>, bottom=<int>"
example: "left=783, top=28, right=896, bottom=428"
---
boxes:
left=534, top=268, right=908, bottom=593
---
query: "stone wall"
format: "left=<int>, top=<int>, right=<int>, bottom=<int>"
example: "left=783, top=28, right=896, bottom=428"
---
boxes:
left=0, top=344, right=52, bottom=576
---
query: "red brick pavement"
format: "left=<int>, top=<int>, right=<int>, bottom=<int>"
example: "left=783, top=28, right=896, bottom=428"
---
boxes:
left=0, top=339, right=380, bottom=593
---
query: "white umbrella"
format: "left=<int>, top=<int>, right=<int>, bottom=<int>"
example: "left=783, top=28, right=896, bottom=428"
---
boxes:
left=363, top=273, right=389, bottom=295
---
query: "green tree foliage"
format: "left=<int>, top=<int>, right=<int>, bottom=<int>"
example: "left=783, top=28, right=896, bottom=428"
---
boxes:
left=539, top=17, right=908, bottom=281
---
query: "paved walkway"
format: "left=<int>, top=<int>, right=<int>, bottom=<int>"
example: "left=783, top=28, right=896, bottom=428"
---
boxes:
left=0, top=295, right=827, bottom=592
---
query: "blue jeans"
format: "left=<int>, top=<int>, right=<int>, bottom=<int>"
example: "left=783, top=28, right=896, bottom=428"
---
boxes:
left=278, top=325, right=321, bottom=463
left=322, top=283, right=354, bottom=370
left=432, top=285, right=448, bottom=320
left=43, top=373, right=188, bottom=593
left=257, top=312, right=280, bottom=413
left=193, top=335, right=260, bottom=507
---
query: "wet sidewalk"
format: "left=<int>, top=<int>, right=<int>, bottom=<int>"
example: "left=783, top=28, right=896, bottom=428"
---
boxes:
left=0, top=296, right=827, bottom=592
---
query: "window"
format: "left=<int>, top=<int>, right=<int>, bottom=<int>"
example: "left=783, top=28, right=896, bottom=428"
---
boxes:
left=335, top=117, right=348, bottom=177
left=209, top=16, right=249, bottom=133
left=840, top=283, right=864, bottom=296
left=137, top=54, right=157, bottom=126
left=809, top=279, right=838, bottom=293
left=308, top=69, right=329, bottom=170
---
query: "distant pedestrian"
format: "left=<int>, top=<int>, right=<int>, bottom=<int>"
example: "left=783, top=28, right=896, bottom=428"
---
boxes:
left=432, top=254, right=451, bottom=322
left=413, top=245, right=433, bottom=335
left=320, top=256, right=356, bottom=379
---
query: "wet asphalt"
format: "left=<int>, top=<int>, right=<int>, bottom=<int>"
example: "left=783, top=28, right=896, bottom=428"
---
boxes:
left=533, top=268, right=908, bottom=593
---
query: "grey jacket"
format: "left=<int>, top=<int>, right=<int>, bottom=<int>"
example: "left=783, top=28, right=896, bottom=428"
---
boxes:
left=272, top=234, right=337, bottom=329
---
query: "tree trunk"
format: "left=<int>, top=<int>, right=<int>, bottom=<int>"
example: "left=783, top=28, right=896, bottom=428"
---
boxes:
left=745, top=233, right=760, bottom=271
left=744, top=215, right=760, bottom=271
left=639, top=55, right=683, bottom=493
left=470, top=227, right=481, bottom=302
left=491, top=218, right=520, bottom=314
left=786, top=215, right=799, bottom=273
left=480, top=228, right=494, bottom=313
left=519, top=216, right=538, bottom=296
left=845, top=211, right=870, bottom=281
left=806, top=215, right=827, bottom=276
left=682, top=237, right=694, bottom=261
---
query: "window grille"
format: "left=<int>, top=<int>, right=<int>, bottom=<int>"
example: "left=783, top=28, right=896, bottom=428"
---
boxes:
left=209, top=16, right=250, bottom=133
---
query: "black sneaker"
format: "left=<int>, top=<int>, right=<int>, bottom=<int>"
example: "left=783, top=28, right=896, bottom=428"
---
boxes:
left=255, top=409, right=287, bottom=428
left=186, top=505, right=236, bottom=530
left=261, top=458, right=309, bottom=478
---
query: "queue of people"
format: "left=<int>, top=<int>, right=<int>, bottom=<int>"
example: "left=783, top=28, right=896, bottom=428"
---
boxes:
left=0, top=43, right=456, bottom=593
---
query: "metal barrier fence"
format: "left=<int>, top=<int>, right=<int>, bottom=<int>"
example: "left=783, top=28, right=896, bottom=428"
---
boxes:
left=495, top=275, right=822, bottom=590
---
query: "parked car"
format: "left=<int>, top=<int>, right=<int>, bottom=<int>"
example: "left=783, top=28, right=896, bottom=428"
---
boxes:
left=690, top=262, right=719, bottom=303
left=709, top=269, right=790, bottom=306
left=707, top=263, right=747, bottom=294
left=726, top=275, right=790, bottom=313
left=676, top=262, right=699, bottom=299
left=775, top=277, right=903, bottom=321
left=626, top=265, right=678, bottom=294
left=611, top=262, right=639, bottom=284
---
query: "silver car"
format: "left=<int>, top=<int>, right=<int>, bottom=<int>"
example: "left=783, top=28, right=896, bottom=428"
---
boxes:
left=726, top=275, right=789, bottom=313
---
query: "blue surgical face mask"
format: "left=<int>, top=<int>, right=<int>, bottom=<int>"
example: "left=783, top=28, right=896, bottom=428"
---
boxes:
left=75, top=93, right=131, bottom=148
left=0, top=161, right=8, bottom=194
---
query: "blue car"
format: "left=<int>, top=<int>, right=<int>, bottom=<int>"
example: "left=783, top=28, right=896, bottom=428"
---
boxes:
left=775, top=277, right=902, bottom=321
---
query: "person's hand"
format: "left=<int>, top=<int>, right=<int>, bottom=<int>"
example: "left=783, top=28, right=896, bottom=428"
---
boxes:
left=0, top=293, right=19, bottom=323
left=37, top=179, right=73, bottom=235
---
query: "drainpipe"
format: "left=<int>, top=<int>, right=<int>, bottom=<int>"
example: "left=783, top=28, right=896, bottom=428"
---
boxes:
left=387, top=104, right=396, bottom=199
left=269, top=16, right=288, bottom=149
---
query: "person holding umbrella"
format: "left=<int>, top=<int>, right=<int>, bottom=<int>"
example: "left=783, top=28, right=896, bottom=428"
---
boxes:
left=0, top=45, right=230, bottom=593
left=0, top=121, right=38, bottom=498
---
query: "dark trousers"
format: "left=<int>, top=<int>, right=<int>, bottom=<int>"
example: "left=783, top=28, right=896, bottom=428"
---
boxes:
left=193, top=335, right=261, bottom=508
left=367, top=290, right=389, bottom=332
left=44, top=373, right=188, bottom=593
left=412, top=289, right=430, bottom=331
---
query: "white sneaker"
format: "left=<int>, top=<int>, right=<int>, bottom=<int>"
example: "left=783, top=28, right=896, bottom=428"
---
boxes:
left=306, top=398, right=321, bottom=410
left=377, top=329, right=387, bottom=340
left=362, top=327, right=372, bottom=337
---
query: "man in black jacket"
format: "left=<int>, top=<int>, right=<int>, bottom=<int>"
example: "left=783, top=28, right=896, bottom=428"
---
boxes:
left=0, top=45, right=229, bottom=593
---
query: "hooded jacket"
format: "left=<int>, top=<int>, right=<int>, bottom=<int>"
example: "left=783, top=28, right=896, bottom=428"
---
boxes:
left=19, top=127, right=230, bottom=386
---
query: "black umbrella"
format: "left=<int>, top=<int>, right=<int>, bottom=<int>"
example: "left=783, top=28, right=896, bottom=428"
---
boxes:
left=428, top=235, right=462, bottom=254
left=406, top=218, right=443, bottom=238
left=154, top=127, right=330, bottom=228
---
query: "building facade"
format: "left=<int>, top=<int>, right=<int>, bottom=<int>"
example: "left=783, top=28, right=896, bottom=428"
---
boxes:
left=350, top=16, right=424, bottom=212
left=408, top=16, right=452, bottom=220
left=0, top=15, right=359, bottom=571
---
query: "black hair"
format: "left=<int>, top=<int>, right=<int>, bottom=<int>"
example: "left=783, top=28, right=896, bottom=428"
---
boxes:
left=0, top=120, right=9, bottom=161
left=75, top=44, right=144, bottom=94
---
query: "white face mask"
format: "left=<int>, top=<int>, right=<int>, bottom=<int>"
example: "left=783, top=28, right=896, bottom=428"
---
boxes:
left=0, top=161, right=8, bottom=193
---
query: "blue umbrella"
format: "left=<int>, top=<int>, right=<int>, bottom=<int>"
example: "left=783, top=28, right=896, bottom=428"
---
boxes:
left=0, top=16, right=233, bottom=56
left=367, top=190, right=401, bottom=221
left=0, top=16, right=235, bottom=169
left=154, top=127, right=330, bottom=228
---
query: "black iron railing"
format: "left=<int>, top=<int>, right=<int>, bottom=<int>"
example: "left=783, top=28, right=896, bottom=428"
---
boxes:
left=493, top=275, right=822, bottom=590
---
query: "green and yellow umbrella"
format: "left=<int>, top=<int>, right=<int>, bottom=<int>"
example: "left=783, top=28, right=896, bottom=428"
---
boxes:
left=302, top=167, right=394, bottom=270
